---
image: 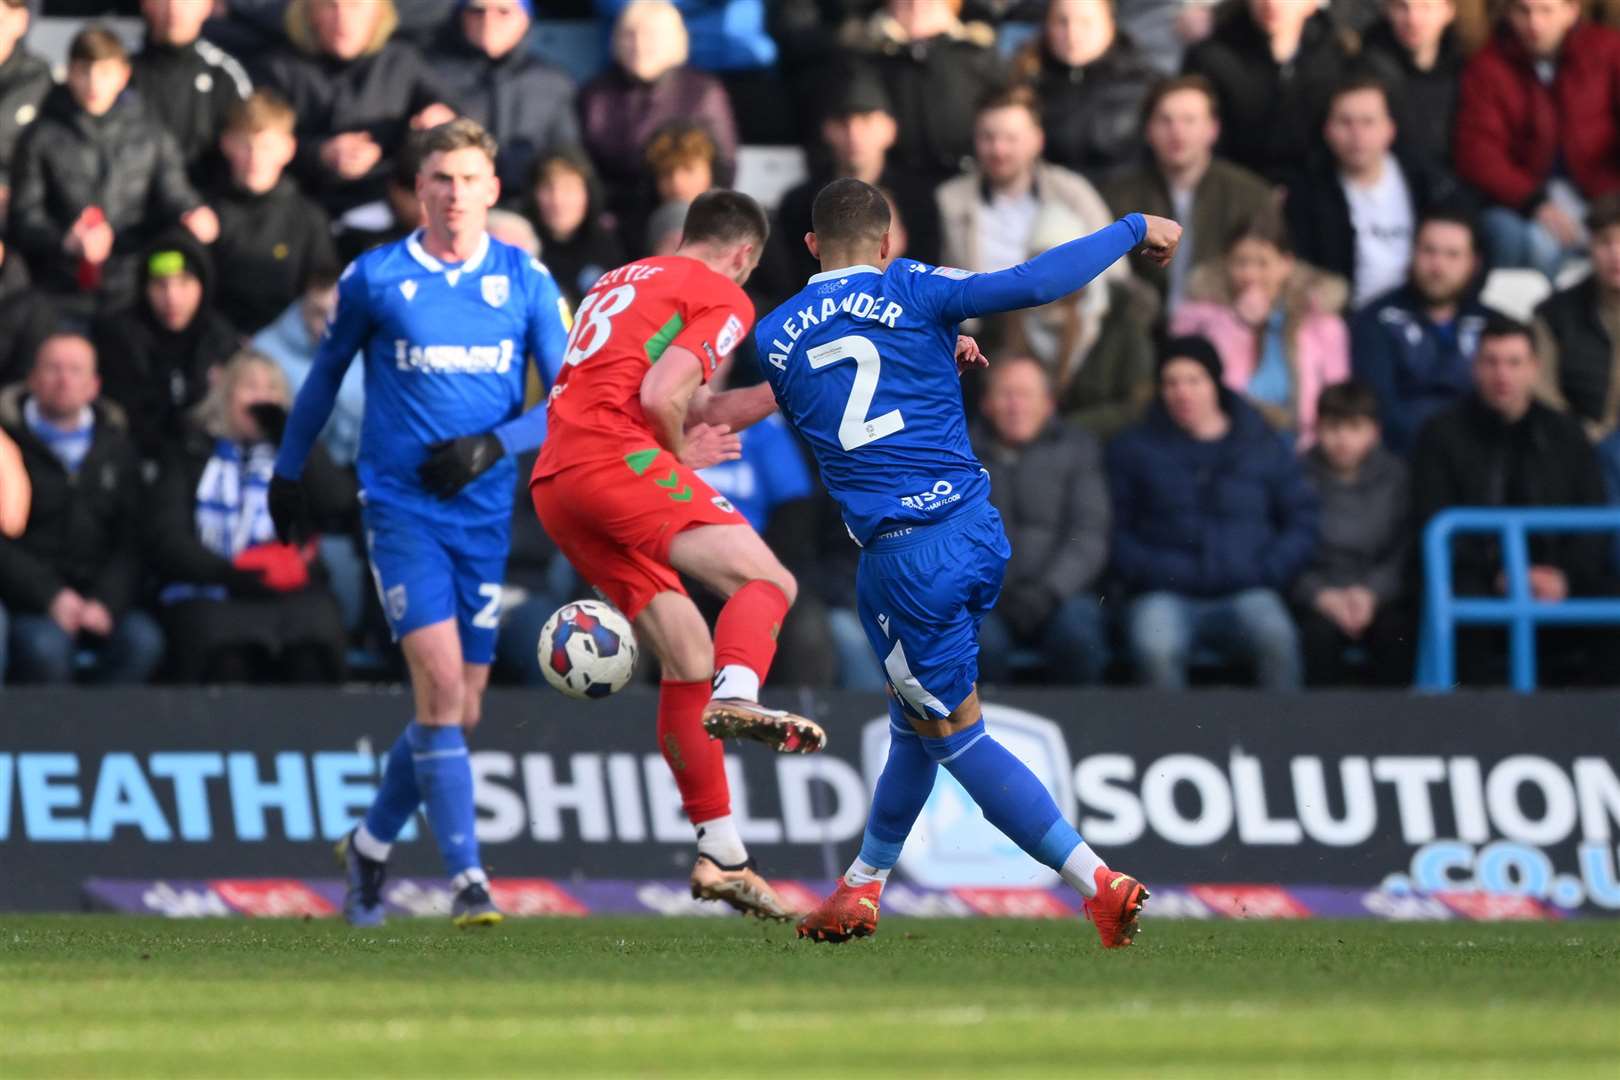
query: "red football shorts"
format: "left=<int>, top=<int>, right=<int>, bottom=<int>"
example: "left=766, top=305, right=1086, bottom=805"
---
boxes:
left=531, top=447, right=741, bottom=619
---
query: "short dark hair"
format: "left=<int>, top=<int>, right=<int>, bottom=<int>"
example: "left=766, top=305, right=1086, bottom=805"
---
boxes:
left=1479, top=314, right=1537, bottom=355
left=1589, top=193, right=1620, bottom=237
left=975, top=83, right=1042, bottom=125
left=69, top=26, right=128, bottom=64
left=1317, top=380, right=1380, bottom=425
left=1327, top=73, right=1392, bottom=114
left=681, top=189, right=769, bottom=249
left=811, top=177, right=891, bottom=248
left=1141, top=74, right=1220, bottom=127
left=1223, top=210, right=1292, bottom=257
left=1416, top=203, right=1480, bottom=252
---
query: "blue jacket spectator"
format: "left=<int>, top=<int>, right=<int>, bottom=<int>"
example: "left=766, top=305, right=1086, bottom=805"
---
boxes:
left=594, top=0, right=777, bottom=72
left=1108, top=336, right=1318, bottom=690
left=1351, top=210, right=1496, bottom=455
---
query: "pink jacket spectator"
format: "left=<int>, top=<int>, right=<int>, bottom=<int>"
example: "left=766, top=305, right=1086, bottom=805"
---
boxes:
left=1170, top=263, right=1351, bottom=445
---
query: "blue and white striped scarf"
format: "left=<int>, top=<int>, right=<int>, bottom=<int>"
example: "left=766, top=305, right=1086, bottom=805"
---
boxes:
left=161, top=439, right=278, bottom=604
left=24, top=398, right=94, bottom=474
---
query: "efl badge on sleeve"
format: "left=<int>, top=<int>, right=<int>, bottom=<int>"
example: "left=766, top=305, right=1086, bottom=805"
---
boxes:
left=481, top=275, right=510, bottom=308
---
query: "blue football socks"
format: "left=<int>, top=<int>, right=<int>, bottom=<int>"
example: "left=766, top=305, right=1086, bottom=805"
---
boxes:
left=919, top=719, right=1084, bottom=872
left=362, top=729, right=421, bottom=850
left=407, top=721, right=484, bottom=882
left=848, top=700, right=939, bottom=882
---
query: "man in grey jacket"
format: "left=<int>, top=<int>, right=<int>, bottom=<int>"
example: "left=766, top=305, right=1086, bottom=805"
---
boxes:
left=1293, top=379, right=1415, bottom=685
left=972, top=355, right=1111, bottom=684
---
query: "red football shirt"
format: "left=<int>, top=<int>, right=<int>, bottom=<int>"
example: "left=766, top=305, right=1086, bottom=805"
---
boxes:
left=534, top=256, right=754, bottom=478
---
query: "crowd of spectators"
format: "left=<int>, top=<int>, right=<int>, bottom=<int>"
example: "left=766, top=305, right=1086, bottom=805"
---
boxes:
left=4, top=0, right=1620, bottom=692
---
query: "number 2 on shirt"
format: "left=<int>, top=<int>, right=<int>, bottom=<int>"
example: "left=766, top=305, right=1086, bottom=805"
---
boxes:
left=807, top=334, right=905, bottom=451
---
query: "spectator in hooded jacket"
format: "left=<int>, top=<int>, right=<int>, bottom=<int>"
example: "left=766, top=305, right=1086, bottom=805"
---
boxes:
left=1456, top=0, right=1620, bottom=280
left=131, top=0, right=253, bottom=190
left=1358, top=0, right=1465, bottom=185
left=9, top=27, right=216, bottom=314
left=1181, top=0, right=1352, bottom=186
left=1287, top=75, right=1449, bottom=310
left=973, top=356, right=1112, bottom=685
left=207, top=90, right=337, bottom=335
left=1412, top=316, right=1620, bottom=685
left=1011, top=0, right=1158, bottom=185
left=1102, top=74, right=1275, bottom=311
left=260, top=0, right=456, bottom=219
left=1108, top=335, right=1318, bottom=690
left=92, top=234, right=241, bottom=463
left=579, top=1, right=737, bottom=224
left=0, top=333, right=165, bottom=684
left=1293, top=379, right=1415, bottom=686
left=1352, top=207, right=1496, bottom=454
left=431, top=0, right=580, bottom=196
left=522, top=148, right=625, bottom=311
left=834, top=0, right=1003, bottom=190
left=1171, top=214, right=1351, bottom=444
left=0, top=0, right=52, bottom=222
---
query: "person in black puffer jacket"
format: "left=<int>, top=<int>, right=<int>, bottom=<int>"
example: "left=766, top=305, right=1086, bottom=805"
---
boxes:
left=257, top=0, right=456, bottom=218
left=91, top=232, right=241, bottom=464
left=8, top=28, right=211, bottom=313
left=1012, top=0, right=1159, bottom=185
left=1181, top=0, right=1351, bottom=187
left=0, top=0, right=53, bottom=209
left=1355, top=0, right=1465, bottom=185
left=131, top=0, right=253, bottom=189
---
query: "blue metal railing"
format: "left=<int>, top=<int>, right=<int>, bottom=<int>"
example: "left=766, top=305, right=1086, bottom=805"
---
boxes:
left=1417, top=507, right=1620, bottom=692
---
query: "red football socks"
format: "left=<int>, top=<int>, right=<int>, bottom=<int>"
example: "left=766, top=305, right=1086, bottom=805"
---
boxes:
left=711, top=579, right=790, bottom=695
left=657, top=679, right=730, bottom=823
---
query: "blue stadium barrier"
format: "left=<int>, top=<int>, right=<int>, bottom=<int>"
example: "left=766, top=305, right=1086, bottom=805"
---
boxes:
left=1417, top=507, right=1620, bottom=692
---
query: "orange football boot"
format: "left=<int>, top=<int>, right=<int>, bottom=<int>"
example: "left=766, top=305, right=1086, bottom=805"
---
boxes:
left=1083, top=867, right=1150, bottom=948
left=796, top=880, right=883, bottom=943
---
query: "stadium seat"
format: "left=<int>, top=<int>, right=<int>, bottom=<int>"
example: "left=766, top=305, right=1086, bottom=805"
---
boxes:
left=530, top=19, right=606, bottom=84
left=734, top=145, right=808, bottom=213
left=1478, top=268, right=1553, bottom=322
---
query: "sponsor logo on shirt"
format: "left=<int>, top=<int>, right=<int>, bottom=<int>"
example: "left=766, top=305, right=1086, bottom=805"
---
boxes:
left=394, top=339, right=516, bottom=375
left=899, top=479, right=959, bottom=512
left=715, top=313, right=744, bottom=357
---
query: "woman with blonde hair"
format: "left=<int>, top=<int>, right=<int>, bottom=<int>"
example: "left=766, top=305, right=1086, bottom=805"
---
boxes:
left=147, top=350, right=352, bottom=683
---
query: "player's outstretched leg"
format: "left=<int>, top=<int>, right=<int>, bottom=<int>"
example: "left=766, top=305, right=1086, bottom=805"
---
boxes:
left=800, top=699, right=936, bottom=943
left=921, top=694, right=1147, bottom=948
left=336, top=727, right=421, bottom=926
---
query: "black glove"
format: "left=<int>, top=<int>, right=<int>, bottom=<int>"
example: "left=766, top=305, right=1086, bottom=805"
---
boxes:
left=246, top=402, right=289, bottom=444
left=268, top=474, right=313, bottom=544
left=418, top=433, right=504, bottom=499
left=1001, top=582, right=1061, bottom=641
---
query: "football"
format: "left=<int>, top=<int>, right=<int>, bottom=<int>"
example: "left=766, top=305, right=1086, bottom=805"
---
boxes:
left=537, top=599, right=638, bottom=699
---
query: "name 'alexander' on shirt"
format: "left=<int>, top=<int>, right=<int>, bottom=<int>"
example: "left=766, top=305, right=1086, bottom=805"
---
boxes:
left=767, top=292, right=905, bottom=370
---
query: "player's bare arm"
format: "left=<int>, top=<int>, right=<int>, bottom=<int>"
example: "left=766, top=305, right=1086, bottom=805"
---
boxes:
left=688, top=381, right=779, bottom=433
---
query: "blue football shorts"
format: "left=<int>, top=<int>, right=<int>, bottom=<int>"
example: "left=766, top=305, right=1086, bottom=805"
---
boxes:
left=854, top=499, right=1010, bottom=721
left=362, top=501, right=510, bottom=665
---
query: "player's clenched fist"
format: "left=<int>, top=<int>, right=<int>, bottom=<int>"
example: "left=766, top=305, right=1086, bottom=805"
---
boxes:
left=1137, top=214, right=1183, bottom=268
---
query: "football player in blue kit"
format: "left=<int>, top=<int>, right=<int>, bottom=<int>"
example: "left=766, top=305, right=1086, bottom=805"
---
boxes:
left=758, top=178, right=1180, bottom=948
left=269, top=119, right=571, bottom=927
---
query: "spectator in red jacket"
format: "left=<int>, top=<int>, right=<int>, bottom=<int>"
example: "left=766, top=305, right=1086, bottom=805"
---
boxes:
left=1455, top=0, right=1620, bottom=280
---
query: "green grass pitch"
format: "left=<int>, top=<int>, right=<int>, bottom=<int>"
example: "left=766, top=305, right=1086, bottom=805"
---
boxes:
left=4, top=915, right=1619, bottom=1078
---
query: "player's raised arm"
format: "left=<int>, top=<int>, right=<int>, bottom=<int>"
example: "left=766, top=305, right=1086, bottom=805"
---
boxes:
left=270, top=259, right=371, bottom=542
left=934, top=213, right=1181, bottom=323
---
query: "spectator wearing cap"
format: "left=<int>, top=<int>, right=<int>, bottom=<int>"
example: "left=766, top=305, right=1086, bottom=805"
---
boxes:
left=764, top=72, right=940, bottom=302
left=1102, top=74, right=1274, bottom=311
left=1286, top=76, right=1450, bottom=311
left=431, top=0, right=580, bottom=196
left=260, top=0, right=456, bottom=220
left=1351, top=207, right=1496, bottom=455
left=1358, top=0, right=1465, bottom=185
left=1181, top=0, right=1352, bottom=186
left=0, top=0, right=52, bottom=224
left=936, top=84, right=1126, bottom=321
left=1171, top=214, right=1350, bottom=444
left=0, top=332, right=164, bottom=685
left=147, top=350, right=350, bottom=684
left=1011, top=0, right=1159, bottom=185
left=521, top=149, right=625, bottom=310
left=1107, top=335, right=1318, bottom=690
left=972, top=355, right=1112, bottom=685
left=131, top=0, right=253, bottom=190
left=92, top=234, right=241, bottom=464
left=834, top=0, right=1003, bottom=190
left=579, top=1, right=737, bottom=226
left=9, top=27, right=216, bottom=313
left=1411, top=316, right=1620, bottom=685
left=208, top=90, right=338, bottom=336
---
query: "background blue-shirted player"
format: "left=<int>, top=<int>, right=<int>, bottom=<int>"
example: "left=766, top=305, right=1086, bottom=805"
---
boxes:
left=758, top=178, right=1180, bottom=949
left=269, top=119, right=570, bottom=928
